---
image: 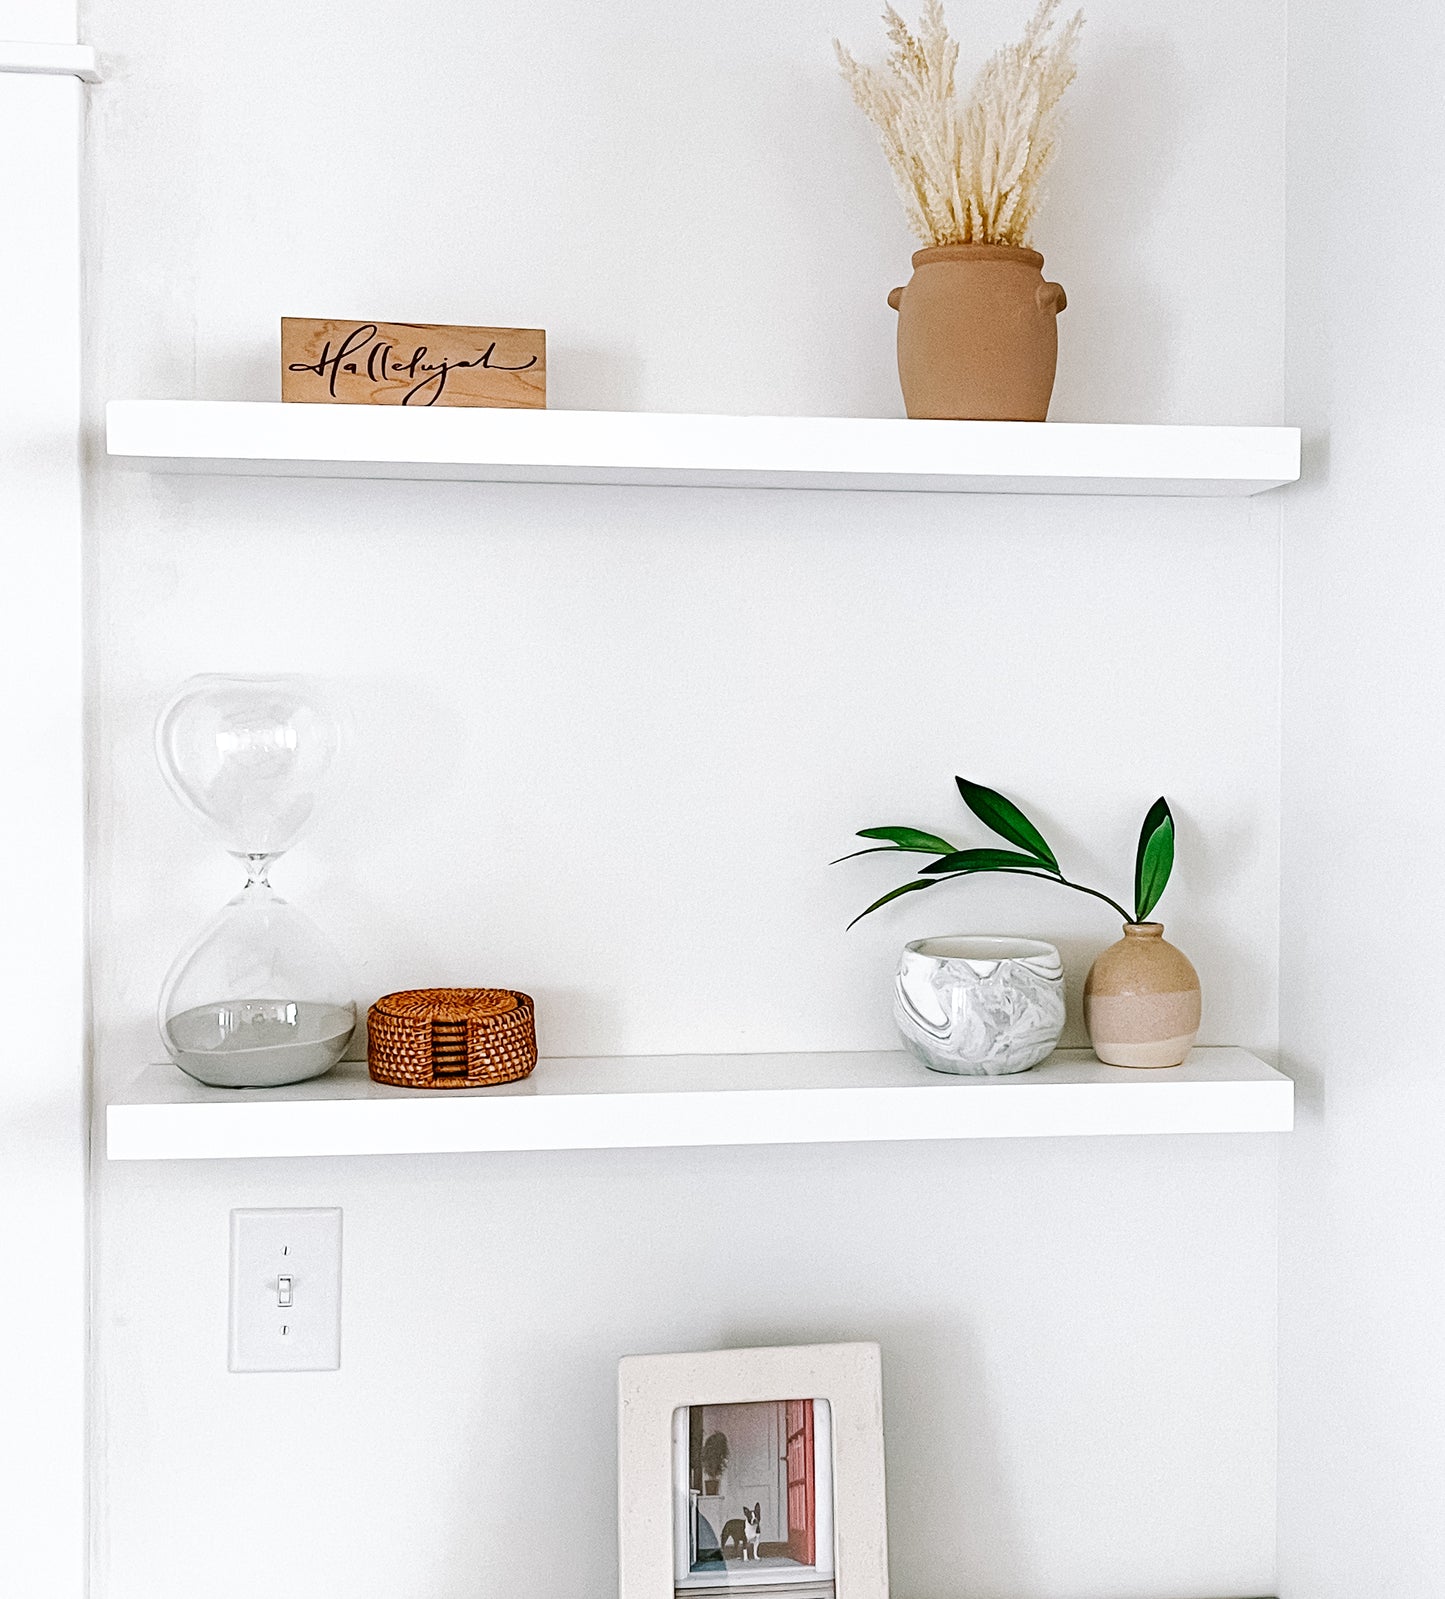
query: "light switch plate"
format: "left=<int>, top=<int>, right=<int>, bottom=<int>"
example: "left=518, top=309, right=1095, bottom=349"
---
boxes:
left=229, top=1207, right=341, bottom=1373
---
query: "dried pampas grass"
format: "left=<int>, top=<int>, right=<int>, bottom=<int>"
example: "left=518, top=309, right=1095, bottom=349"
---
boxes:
left=836, top=0, right=1083, bottom=250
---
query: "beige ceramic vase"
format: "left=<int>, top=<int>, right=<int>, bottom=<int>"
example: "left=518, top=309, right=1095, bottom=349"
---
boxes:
left=1083, top=923, right=1201, bottom=1069
left=887, top=243, right=1067, bottom=421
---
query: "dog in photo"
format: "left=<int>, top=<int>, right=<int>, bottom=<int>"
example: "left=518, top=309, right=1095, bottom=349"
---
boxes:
left=719, top=1503, right=762, bottom=1561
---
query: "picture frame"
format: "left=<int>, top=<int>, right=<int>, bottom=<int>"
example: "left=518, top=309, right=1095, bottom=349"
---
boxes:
left=618, top=1343, right=888, bottom=1599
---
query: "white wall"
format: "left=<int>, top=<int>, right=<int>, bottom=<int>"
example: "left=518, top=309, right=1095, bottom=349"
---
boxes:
left=86, top=2, right=1287, bottom=1596
left=0, top=18, right=87, bottom=1594
left=1278, top=0, right=1445, bottom=1593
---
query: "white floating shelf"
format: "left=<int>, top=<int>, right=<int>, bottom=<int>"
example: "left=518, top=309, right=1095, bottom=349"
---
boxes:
left=106, top=401, right=1300, bottom=497
left=107, top=1047, right=1292, bottom=1161
left=0, top=40, right=100, bottom=80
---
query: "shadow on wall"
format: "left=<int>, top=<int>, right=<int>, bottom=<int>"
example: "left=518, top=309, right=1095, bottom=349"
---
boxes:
left=1048, top=33, right=1186, bottom=423
left=546, top=343, right=649, bottom=414
left=715, top=1313, right=1032, bottom=1599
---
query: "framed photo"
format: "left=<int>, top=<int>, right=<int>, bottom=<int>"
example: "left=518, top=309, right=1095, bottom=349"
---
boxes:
left=618, top=1343, right=888, bottom=1599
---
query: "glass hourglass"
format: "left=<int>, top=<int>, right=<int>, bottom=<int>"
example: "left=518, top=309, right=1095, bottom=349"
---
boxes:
left=156, top=674, right=357, bottom=1089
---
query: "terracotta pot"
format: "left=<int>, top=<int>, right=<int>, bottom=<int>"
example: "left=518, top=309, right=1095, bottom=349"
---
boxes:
left=1083, top=922, right=1201, bottom=1069
left=887, top=243, right=1066, bottom=421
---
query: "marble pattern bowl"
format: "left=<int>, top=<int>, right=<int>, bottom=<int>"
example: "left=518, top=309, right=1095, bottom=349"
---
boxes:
left=893, top=936, right=1066, bottom=1075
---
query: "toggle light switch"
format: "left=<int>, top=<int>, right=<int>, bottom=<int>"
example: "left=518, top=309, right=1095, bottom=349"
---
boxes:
left=229, top=1208, right=341, bottom=1373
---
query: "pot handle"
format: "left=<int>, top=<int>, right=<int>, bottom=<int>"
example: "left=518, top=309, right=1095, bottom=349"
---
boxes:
left=887, top=286, right=905, bottom=312
left=1037, top=280, right=1067, bottom=315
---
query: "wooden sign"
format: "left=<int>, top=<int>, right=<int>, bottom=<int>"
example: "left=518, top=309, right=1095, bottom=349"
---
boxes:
left=281, top=319, right=546, bottom=409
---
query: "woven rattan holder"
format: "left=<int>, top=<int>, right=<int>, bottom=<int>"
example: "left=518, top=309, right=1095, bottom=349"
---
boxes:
left=367, top=988, right=537, bottom=1090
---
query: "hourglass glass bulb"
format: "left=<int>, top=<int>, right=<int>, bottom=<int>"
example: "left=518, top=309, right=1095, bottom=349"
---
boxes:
left=157, top=868, right=356, bottom=1088
left=156, top=674, right=346, bottom=859
left=155, top=675, right=356, bottom=1088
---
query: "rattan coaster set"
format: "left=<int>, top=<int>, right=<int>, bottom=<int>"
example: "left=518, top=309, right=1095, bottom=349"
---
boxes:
left=367, top=987, right=537, bottom=1090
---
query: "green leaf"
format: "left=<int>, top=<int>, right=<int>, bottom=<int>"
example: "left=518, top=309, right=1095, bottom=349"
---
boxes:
left=846, top=877, right=948, bottom=930
left=857, top=826, right=958, bottom=853
left=954, top=778, right=1058, bottom=871
left=919, top=848, right=1059, bottom=876
left=831, top=845, right=927, bottom=865
left=1133, top=797, right=1175, bottom=922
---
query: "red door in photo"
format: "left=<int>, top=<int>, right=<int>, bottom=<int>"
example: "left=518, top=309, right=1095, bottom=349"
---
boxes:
left=784, top=1399, right=815, bottom=1566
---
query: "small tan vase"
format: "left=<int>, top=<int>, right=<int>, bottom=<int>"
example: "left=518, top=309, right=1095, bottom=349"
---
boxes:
left=1083, top=923, right=1201, bottom=1069
left=887, top=243, right=1066, bottom=421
